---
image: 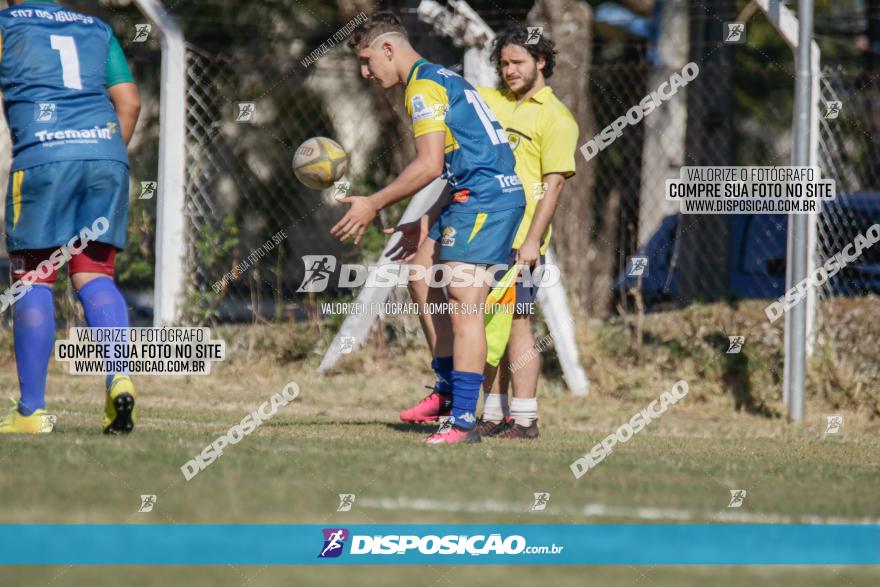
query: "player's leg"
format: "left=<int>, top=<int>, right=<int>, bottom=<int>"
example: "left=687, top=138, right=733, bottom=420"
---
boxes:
left=495, top=261, right=544, bottom=440
left=0, top=254, right=58, bottom=434
left=10, top=281, right=56, bottom=417
left=72, top=160, right=136, bottom=434
left=0, top=163, right=76, bottom=433
left=406, top=236, right=452, bottom=353
left=497, top=353, right=511, bottom=395
left=478, top=351, right=510, bottom=436
left=424, top=205, right=524, bottom=444
left=494, top=313, right=540, bottom=439
left=400, top=223, right=455, bottom=423
left=70, top=253, right=135, bottom=434
left=423, top=261, right=491, bottom=444
left=480, top=249, right=543, bottom=436
left=477, top=264, right=515, bottom=435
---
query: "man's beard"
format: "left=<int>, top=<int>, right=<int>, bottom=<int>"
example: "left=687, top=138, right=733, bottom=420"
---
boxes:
left=514, top=66, right=539, bottom=96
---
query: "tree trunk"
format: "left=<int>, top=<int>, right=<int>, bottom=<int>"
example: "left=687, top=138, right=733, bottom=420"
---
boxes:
left=639, top=0, right=689, bottom=248
left=527, top=0, right=597, bottom=312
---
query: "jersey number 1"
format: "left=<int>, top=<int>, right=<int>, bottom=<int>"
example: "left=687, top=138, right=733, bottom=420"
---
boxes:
left=464, top=89, right=508, bottom=145
left=50, top=35, right=83, bottom=90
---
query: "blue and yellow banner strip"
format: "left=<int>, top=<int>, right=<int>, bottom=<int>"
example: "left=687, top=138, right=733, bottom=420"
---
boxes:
left=0, top=524, right=877, bottom=565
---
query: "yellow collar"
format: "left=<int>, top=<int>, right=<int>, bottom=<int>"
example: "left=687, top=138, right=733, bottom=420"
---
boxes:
left=502, top=85, right=553, bottom=104
left=529, top=86, right=553, bottom=104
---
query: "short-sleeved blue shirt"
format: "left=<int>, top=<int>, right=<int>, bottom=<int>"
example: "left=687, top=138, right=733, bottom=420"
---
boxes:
left=0, top=0, right=133, bottom=170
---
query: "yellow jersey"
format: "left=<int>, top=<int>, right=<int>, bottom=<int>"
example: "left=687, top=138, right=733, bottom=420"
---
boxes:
left=477, top=85, right=579, bottom=251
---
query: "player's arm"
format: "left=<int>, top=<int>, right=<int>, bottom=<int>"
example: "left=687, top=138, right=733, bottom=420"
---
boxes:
left=371, top=130, right=445, bottom=209
left=517, top=173, right=565, bottom=266
left=105, top=34, right=140, bottom=145
left=384, top=181, right=453, bottom=262
left=331, top=131, right=445, bottom=244
left=107, top=83, right=140, bottom=145
left=517, top=113, right=580, bottom=267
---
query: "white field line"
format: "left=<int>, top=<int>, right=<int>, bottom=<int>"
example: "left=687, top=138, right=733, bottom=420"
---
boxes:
left=47, top=411, right=880, bottom=526
left=357, top=496, right=880, bottom=525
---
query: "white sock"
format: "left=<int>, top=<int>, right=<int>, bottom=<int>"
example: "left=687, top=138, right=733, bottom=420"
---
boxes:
left=510, top=397, right=537, bottom=427
left=482, top=393, right=509, bottom=423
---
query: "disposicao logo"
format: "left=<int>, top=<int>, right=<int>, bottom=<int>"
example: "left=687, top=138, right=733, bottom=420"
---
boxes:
left=318, top=528, right=349, bottom=558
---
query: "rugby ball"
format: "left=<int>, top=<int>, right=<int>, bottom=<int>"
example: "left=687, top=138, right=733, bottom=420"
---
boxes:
left=293, top=136, right=348, bottom=190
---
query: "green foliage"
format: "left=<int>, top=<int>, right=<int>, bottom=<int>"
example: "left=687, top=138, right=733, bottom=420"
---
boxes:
left=356, top=224, right=388, bottom=261
left=52, top=272, right=83, bottom=330
left=181, top=215, right=241, bottom=325
left=276, top=320, right=326, bottom=363
left=171, top=0, right=341, bottom=56
left=733, top=9, right=796, bottom=164
left=115, top=195, right=155, bottom=287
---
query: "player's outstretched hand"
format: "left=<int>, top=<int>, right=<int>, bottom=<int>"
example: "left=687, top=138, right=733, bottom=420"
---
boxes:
left=331, top=196, right=378, bottom=245
left=384, top=215, right=429, bottom=262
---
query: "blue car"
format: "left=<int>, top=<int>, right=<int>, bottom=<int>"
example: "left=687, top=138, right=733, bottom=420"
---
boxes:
left=616, top=193, right=880, bottom=303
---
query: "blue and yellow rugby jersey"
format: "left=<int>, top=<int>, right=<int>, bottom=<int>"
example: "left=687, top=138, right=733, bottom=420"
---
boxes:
left=0, top=0, right=134, bottom=171
left=404, top=60, right=525, bottom=212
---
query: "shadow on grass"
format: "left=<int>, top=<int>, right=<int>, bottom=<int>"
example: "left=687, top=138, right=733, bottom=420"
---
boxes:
left=263, top=419, right=395, bottom=428
left=385, top=422, right=438, bottom=434
left=262, top=420, right=439, bottom=433
left=705, top=333, right=780, bottom=419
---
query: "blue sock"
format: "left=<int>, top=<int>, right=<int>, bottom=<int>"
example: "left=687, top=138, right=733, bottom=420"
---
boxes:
left=13, top=286, right=55, bottom=416
left=432, top=356, right=453, bottom=396
left=451, top=370, right=483, bottom=430
left=76, top=277, right=130, bottom=389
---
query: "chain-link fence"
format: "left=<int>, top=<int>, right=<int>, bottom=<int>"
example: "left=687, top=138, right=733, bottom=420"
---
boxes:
left=0, top=0, right=876, bottom=408
left=177, top=19, right=880, bottom=322
left=42, top=1, right=875, bottom=386
left=811, top=66, right=880, bottom=393
left=818, top=68, right=880, bottom=301
left=182, top=44, right=418, bottom=323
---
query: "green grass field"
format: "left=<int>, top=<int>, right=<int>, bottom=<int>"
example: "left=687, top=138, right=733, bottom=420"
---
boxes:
left=2, top=308, right=880, bottom=585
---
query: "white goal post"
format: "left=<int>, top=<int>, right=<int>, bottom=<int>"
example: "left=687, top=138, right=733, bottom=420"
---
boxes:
left=739, top=0, right=819, bottom=421
left=133, top=0, right=187, bottom=328
left=737, top=0, right=822, bottom=422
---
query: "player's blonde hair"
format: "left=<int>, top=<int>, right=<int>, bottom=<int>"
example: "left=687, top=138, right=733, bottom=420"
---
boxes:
left=348, top=11, right=408, bottom=50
